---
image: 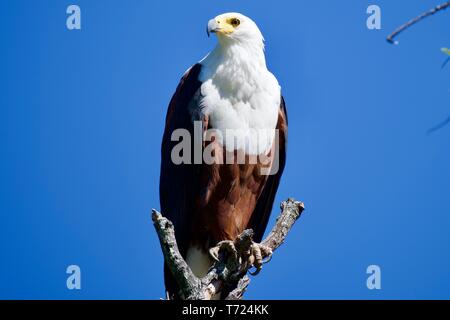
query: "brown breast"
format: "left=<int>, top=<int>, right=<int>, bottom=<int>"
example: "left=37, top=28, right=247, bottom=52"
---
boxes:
left=191, top=139, right=275, bottom=247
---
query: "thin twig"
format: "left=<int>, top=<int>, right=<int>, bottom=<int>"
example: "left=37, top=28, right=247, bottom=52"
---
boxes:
left=387, top=1, right=450, bottom=44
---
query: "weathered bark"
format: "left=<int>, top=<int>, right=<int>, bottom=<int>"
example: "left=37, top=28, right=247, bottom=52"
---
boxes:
left=152, top=198, right=305, bottom=300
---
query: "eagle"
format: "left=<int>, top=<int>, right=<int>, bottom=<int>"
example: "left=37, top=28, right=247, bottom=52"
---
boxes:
left=159, top=12, right=288, bottom=299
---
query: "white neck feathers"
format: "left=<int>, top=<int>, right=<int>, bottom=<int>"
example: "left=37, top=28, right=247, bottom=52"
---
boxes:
left=197, top=41, right=281, bottom=155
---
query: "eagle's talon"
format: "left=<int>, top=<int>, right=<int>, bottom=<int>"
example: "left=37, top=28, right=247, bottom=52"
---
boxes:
left=209, top=240, right=238, bottom=264
left=260, top=246, right=273, bottom=263
left=248, top=266, right=261, bottom=276
left=209, top=246, right=221, bottom=262
left=209, top=239, right=273, bottom=276
left=262, top=254, right=272, bottom=264
left=245, top=243, right=272, bottom=275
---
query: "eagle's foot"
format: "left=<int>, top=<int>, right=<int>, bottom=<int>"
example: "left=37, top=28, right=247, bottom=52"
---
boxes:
left=209, top=240, right=238, bottom=263
left=209, top=237, right=272, bottom=276
left=245, top=243, right=273, bottom=276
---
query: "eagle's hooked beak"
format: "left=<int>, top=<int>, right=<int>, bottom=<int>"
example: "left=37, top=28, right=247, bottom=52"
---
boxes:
left=207, top=19, right=220, bottom=37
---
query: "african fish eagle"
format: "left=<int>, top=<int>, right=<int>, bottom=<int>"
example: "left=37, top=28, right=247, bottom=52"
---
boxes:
left=159, top=12, right=288, bottom=299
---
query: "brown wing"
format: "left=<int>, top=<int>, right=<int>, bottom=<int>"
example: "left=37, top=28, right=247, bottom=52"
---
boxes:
left=159, top=64, right=204, bottom=298
left=247, top=96, right=288, bottom=242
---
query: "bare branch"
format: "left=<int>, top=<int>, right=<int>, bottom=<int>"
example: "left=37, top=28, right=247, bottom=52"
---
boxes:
left=262, top=199, right=305, bottom=250
left=387, top=1, right=450, bottom=44
left=224, top=276, right=250, bottom=300
left=152, top=210, right=205, bottom=300
left=152, top=198, right=305, bottom=300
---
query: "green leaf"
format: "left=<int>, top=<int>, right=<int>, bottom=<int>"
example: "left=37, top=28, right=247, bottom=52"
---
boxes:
left=441, top=48, right=450, bottom=55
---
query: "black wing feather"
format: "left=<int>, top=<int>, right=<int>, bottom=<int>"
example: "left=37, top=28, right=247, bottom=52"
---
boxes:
left=159, top=64, right=203, bottom=298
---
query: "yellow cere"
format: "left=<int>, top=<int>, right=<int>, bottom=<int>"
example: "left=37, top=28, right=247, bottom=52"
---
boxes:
left=215, top=16, right=241, bottom=35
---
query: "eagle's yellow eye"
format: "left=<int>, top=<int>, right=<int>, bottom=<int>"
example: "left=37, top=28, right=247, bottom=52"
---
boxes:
left=229, top=18, right=240, bottom=27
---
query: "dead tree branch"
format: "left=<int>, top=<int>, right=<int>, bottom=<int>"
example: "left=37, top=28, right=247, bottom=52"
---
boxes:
left=152, top=198, right=305, bottom=300
left=387, top=1, right=450, bottom=44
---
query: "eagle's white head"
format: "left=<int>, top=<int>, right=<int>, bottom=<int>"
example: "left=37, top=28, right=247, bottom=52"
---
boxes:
left=207, top=12, right=264, bottom=49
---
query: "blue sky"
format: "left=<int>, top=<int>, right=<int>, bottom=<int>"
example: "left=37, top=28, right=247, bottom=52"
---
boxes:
left=1, top=0, right=450, bottom=299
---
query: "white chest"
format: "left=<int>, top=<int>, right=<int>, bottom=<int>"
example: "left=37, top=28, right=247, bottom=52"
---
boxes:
left=197, top=51, right=281, bottom=155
